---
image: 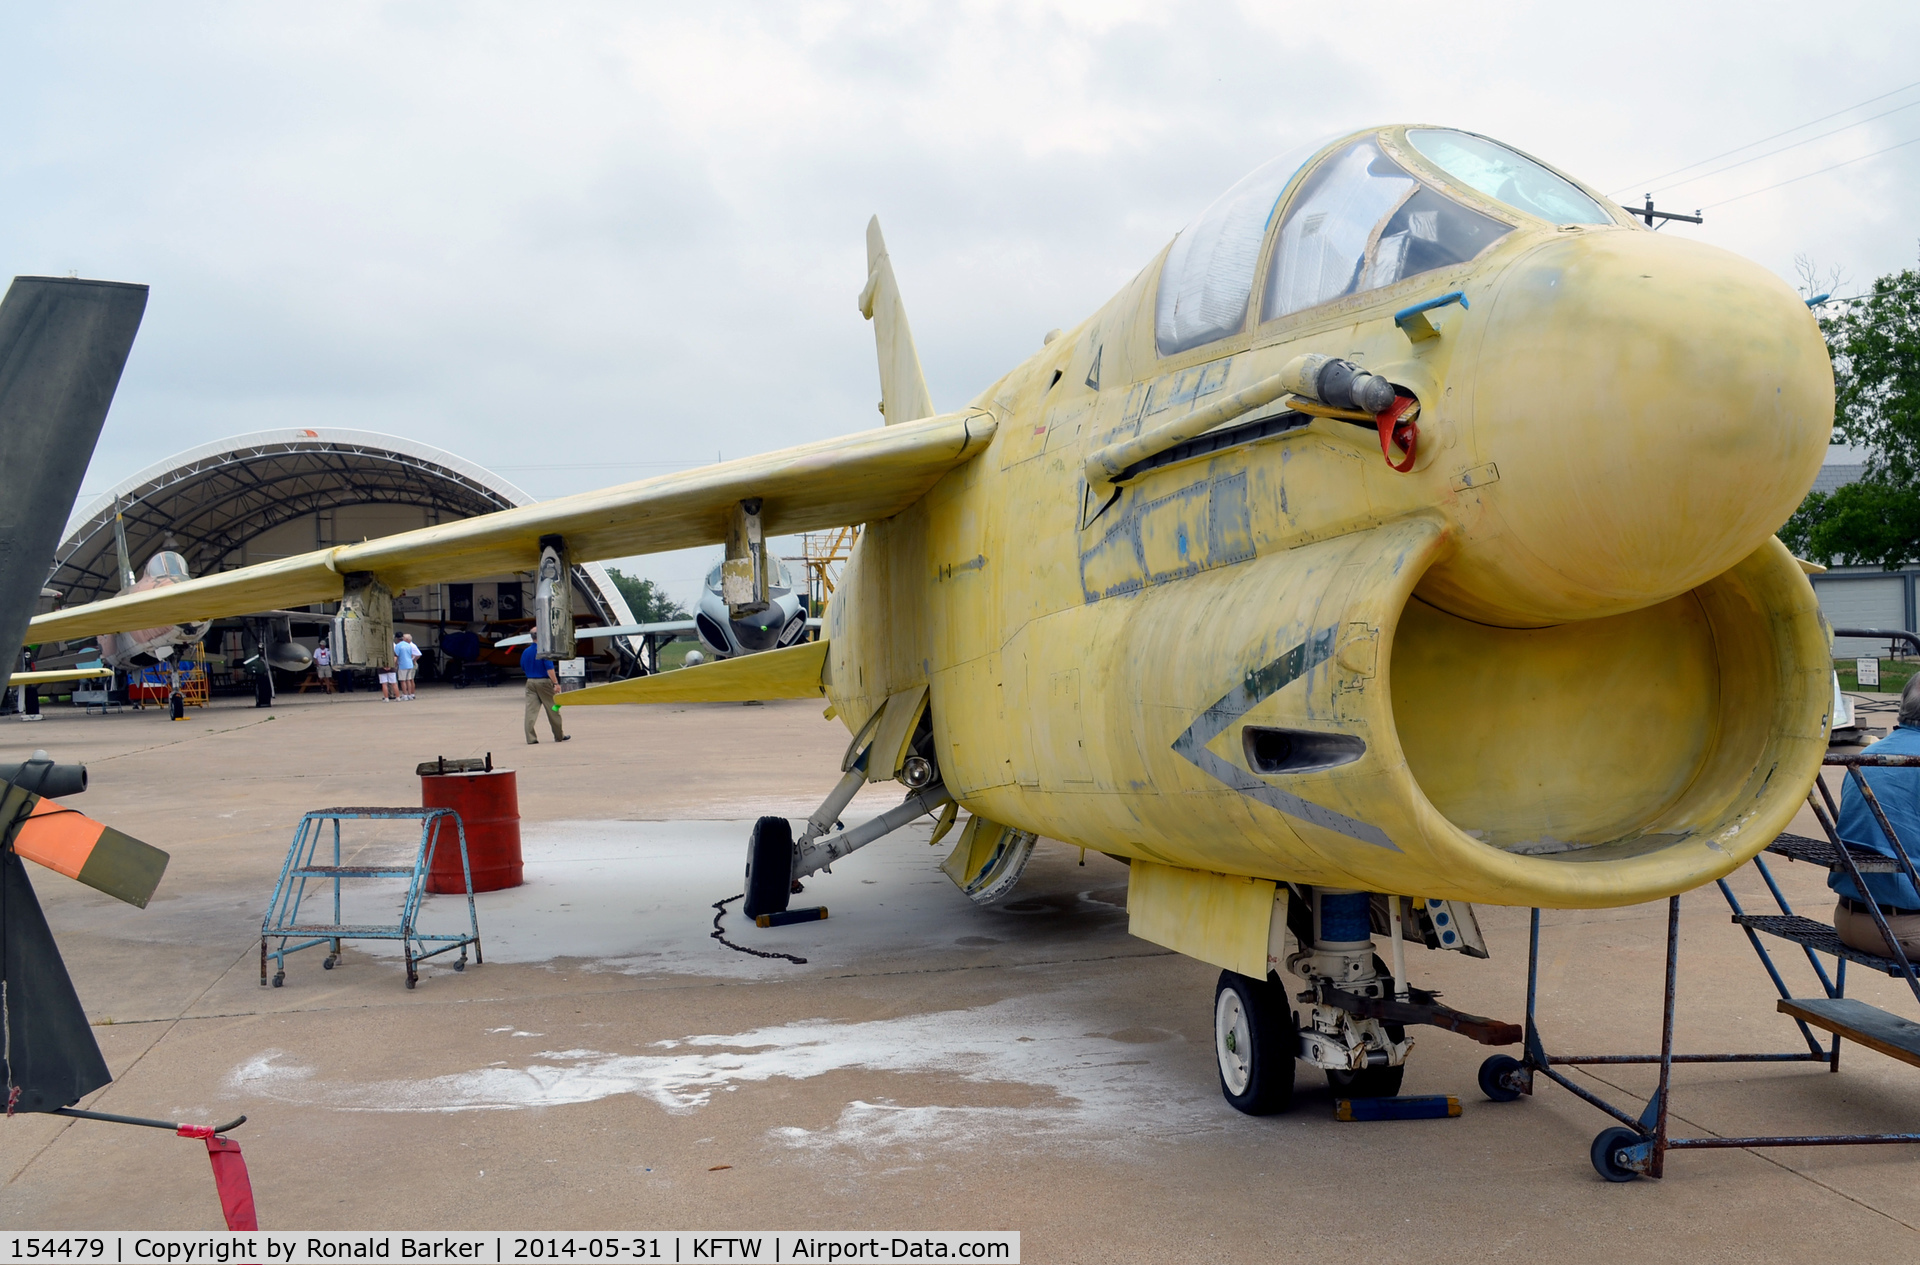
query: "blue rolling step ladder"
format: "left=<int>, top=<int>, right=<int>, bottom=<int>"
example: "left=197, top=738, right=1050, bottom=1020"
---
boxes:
left=260, top=806, right=482, bottom=990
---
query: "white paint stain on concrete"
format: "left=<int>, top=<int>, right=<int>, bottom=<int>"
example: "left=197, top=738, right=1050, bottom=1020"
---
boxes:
left=338, top=818, right=1129, bottom=980
left=227, top=998, right=1214, bottom=1151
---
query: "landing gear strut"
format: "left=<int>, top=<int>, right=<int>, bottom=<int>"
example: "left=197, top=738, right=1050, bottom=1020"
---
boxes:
left=1213, top=885, right=1521, bottom=1113
left=1285, top=889, right=1413, bottom=1098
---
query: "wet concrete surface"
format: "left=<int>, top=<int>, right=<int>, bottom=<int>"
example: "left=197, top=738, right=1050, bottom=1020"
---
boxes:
left=2, top=686, right=1917, bottom=1257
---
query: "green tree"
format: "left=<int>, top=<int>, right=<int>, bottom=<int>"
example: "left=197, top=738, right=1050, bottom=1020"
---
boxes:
left=1780, top=267, right=1920, bottom=568
left=604, top=567, right=687, bottom=622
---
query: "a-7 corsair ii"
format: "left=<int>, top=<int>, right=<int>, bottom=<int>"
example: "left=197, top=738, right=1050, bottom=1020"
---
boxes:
left=32, top=125, right=1833, bottom=1113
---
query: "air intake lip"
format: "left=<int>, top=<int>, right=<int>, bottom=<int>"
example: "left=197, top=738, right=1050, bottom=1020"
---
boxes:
left=693, top=611, right=731, bottom=654
left=1242, top=726, right=1368, bottom=775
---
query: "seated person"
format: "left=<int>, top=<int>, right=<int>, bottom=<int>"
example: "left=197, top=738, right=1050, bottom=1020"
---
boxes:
left=1832, top=675, right=1920, bottom=959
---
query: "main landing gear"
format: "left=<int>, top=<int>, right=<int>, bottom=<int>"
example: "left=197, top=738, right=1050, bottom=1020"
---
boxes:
left=1213, top=972, right=1294, bottom=1115
left=1212, top=887, right=1520, bottom=1115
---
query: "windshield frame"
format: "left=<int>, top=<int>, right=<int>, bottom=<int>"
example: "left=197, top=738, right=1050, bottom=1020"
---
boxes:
left=1151, top=125, right=1632, bottom=360
left=1386, top=126, right=1628, bottom=231
left=1244, top=125, right=1628, bottom=336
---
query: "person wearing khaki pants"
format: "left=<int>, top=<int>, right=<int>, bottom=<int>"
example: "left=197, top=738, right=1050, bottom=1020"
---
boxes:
left=520, top=641, right=569, bottom=745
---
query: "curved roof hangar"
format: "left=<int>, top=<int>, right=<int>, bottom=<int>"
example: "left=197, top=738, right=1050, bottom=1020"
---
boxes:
left=50, top=428, right=635, bottom=626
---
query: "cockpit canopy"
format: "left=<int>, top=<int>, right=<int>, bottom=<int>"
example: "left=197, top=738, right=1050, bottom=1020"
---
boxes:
left=703, top=557, right=795, bottom=597
left=1155, top=126, right=1616, bottom=356
left=143, top=551, right=190, bottom=582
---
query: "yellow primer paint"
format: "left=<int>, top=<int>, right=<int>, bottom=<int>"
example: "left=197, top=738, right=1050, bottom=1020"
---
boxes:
left=939, top=814, right=1039, bottom=903
left=866, top=684, right=929, bottom=782
left=1127, top=860, right=1277, bottom=978
left=28, top=413, right=994, bottom=643
left=562, top=640, right=826, bottom=706
left=9, top=667, right=113, bottom=685
left=28, top=124, right=1837, bottom=935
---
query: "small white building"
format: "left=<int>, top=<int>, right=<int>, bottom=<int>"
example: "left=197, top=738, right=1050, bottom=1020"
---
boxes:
left=1802, top=462, right=1920, bottom=657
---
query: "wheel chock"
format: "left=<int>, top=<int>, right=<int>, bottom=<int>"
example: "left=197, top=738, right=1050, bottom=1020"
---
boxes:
left=1335, top=1094, right=1461, bottom=1122
left=757, top=906, right=828, bottom=928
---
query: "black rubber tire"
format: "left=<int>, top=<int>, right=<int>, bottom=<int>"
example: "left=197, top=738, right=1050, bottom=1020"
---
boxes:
left=1591, top=1126, right=1644, bottom=1182
left=743, top=816, right=795, bottom=919
left=1478, top=1054, right=1525, bottom=1103
left=1213, top=971, right=1296, bottom=1116
left=1326, top=1059, right=1406, bottom=1098
left=1324, top=954, right=1408, bottom=1098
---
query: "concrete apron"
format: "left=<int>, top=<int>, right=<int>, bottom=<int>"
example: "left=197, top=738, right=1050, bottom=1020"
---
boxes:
left=3, top=688, right=1918, bottom=1255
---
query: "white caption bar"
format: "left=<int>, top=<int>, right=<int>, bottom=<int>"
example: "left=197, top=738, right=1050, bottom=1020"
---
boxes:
left=1, top=1234, right=1018, bottom=1265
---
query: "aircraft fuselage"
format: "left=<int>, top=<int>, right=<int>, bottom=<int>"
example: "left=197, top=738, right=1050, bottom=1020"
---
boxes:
left=824, top=125, right=1832, bottom=911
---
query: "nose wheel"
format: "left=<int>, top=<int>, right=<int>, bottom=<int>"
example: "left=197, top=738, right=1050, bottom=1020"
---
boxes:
left=1213, top=971, right=1296, bottom=1115
left=743, top=815, right=794, bottom=919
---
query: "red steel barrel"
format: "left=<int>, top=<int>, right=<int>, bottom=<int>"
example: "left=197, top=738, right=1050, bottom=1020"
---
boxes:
left=421, top=767, right=523, bottom=892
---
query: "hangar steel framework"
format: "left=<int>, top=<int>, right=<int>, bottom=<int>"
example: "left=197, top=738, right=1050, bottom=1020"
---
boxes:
left=46, top=428, right=634, bottom=628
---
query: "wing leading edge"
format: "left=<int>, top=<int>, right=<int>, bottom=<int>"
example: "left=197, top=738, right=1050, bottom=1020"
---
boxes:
left=30, top=411, right=995, bottom=643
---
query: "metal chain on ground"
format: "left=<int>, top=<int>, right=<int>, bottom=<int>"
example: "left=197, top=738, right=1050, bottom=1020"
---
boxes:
left=710, top=894, right=807, bottom=965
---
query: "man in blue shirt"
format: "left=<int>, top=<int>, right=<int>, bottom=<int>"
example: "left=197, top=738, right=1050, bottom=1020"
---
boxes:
left=392, top=634, right=421, bottom=701
left=1832, top=675, right=1920, bottom=958
left=520, top=641, right=569, bottom=745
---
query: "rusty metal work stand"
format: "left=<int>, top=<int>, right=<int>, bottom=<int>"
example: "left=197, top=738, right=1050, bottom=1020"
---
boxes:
left=1479, top=752, right=1920, bottom=1180
left=260, top=807, right=482, bottom=990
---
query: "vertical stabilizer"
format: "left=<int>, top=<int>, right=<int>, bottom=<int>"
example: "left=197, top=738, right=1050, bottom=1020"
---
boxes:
left=857, top=217, right=935, bottom=425
left=113, top=508, right=135, bottom=592
left=0, top=277, right=148, bottom=696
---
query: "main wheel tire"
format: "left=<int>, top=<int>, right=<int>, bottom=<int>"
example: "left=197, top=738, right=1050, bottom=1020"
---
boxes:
left=1591, top=1126, right=1645, bottom=1182
left=1478, top=1054, right=1525, bottom=1102
left=1213, top=971, right=1296, bottom=1116
left=743, top=816, right=795, bottom=919
left=1325, top=1059, right=1405, bottom=1099
left=1325, top=955, right=1407, bottom=1098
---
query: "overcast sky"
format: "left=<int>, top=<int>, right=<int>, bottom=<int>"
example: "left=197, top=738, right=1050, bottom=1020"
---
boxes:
left=7, top=1, right=1917, bottom=605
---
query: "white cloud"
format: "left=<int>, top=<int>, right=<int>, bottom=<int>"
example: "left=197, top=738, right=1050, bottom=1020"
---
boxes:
left=7, top=1, right=1916, bottom=604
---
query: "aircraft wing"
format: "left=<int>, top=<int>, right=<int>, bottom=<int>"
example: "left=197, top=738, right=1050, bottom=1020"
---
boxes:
left=11, top=667, right=113, bottom=685
left=29, top=411, right=994, bottom=643
left=493, top=620, right=698, bottom=649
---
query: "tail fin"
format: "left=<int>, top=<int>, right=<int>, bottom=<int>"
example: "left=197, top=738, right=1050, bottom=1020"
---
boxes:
left=857, top=217, right=935, bottom=425
left=0, top=276, right=148, bottom=695
left=113, top=507, right=135, bottom=592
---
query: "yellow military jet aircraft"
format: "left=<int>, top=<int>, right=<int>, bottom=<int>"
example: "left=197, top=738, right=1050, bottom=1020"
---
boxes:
left=30, top=125, right=1833, bottom=1113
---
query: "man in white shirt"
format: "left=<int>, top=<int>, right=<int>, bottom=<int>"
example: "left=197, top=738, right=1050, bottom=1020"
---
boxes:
left=313, top=642, right=333, bottom=694
left=393, top=633, right=421, bottom=701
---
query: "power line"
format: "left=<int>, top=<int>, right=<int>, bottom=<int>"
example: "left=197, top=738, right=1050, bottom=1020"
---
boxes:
left=1700, top=134, right=1920, bottom=209
left=1609, top=77, right=1920, bottom=194
left=1645, top=98, right=1920, bottom=196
